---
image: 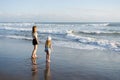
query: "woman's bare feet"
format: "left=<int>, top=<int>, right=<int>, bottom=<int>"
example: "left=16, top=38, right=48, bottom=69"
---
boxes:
left=46, top=60, right=51, bottom=62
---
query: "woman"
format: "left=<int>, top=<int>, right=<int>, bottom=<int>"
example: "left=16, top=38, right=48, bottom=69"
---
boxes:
left=32, top=26, right=39, bottom=59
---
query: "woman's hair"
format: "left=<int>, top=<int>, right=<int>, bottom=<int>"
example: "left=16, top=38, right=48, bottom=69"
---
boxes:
left=32, top=26, right=37, bottom=33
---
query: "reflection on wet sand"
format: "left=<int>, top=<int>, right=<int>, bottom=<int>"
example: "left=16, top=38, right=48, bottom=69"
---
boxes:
left=44, top=62, right=51, bottom=80
left=31, top=58, right=38, bottom=80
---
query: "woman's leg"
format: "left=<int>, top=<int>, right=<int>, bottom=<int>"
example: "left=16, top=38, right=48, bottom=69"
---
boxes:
left=31, top=45, right=35, bottom=58
left=32, top=45, right=38, bottom=58
left=34, top=45, right=38, bottom=58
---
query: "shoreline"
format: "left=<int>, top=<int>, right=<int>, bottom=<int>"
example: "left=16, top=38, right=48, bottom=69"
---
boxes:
left=0, top=38, right=120, bottom=80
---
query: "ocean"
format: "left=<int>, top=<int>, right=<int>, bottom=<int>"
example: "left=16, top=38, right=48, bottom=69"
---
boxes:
left=0, top=22, right=120, bottom=52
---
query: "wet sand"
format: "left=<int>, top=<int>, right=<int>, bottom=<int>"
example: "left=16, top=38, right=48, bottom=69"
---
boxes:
left=0, top=38, right=120, bottom=80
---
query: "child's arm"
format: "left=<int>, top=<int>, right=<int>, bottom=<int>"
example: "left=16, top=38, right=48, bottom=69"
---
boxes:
left=50, top=41, right=53, bottom=52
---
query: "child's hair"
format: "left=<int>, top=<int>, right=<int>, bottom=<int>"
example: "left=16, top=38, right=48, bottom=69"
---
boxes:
left=46, top=36, right=52, bottom=47
left=47, top=36, right=52, bottom=41
left=32, top=26, right=37, bottom=33
left=46, top=40, right=51, bottom=46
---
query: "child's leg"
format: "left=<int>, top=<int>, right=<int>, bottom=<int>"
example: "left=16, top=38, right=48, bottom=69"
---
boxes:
left=46, top=51, right=48, bottom=61
left=48, top=52, right=50, bottom=62
left=46, top=51, right=50, bottom=62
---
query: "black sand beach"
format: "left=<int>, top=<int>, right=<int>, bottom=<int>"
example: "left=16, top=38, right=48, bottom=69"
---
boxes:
left=0, top=38, right=120, bottom=80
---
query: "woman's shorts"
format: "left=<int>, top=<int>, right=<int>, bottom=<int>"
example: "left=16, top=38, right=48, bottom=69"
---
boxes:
left=45, top=47, right=51, bottom=53
left=32, top=39, right=38, bottom=45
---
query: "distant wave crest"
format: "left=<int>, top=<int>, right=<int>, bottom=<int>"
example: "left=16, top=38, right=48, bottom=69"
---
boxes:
left=107, top=23, right=120, bottom=27
left=77, top=31, right=120, bottom=35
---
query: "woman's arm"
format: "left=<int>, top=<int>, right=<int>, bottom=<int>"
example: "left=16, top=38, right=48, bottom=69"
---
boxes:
left=35, top=33, right=39, bottom=44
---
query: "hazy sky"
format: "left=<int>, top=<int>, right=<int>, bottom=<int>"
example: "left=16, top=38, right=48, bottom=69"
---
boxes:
left=0, top=0, right=120, bottom=22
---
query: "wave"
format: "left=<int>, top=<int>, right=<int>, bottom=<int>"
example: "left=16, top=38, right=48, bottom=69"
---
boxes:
left=0, top=22, right=35, bottom=27
left=0, top=26, right=73, bottom=35
left=0, top=22, right=120, bottom=51
left=0, top=35, right=32, bottom=41
left=0, top=26, right=31, bottom=31
left=35, top=22, right=109, bottom=26
left=1, top=22, right=120, bottom=27
left=107, top=23, right=120, bottom=27
left=66, top=33, right=120, bottom=52
left=1, top=26, right=120, bottom=36
left=77, top=31, right=120, bottom=35
left=1, top=33, right=120, bottom=51
left=80, top=23, right=109, bottom=27
left=36, top=22, right=120, bottom=27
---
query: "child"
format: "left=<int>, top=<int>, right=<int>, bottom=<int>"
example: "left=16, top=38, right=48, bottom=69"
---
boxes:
left=32, top=26, right=39, bottom=59
left=45, top=36, right=52, bottom=62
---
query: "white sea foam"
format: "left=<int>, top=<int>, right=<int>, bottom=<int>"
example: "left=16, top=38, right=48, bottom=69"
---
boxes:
left=0, top=26, right=67, bottom=35
left=80, top=23, right=109, bottom=27
left=53, top=40, right=104, bottom=50
left=78, top=30, right=120, bottom=35
left=66, top=33, right=120, bottom=51
left=4, top=35, right=32, bottom=40
left=0, top=26, right=31, bottom=31
left=0, top=22, right=34, bottom=27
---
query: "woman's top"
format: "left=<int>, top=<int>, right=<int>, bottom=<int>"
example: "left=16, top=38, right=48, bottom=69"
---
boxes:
left=32, top=32, right=38, bottom=39
left=32, top=32, right=39, bottom=45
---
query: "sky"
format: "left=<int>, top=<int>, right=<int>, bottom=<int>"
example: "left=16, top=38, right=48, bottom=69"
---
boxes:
left=0, top=0, right=120, bottom=22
